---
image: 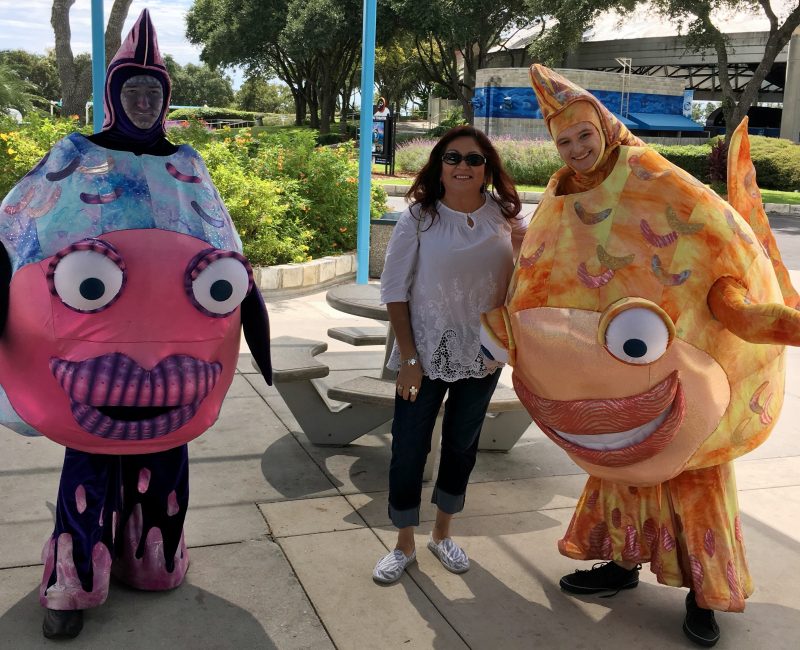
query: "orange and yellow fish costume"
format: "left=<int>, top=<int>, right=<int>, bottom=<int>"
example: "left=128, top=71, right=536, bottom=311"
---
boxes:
left=482, top=65, right=800, bottom=612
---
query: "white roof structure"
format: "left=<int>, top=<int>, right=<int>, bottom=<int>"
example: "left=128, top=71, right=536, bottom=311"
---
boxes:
left=495, top=3, right=775, bottom=52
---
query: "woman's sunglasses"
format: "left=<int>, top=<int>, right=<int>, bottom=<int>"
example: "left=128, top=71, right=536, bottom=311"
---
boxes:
left=441, top=151, right=487, bottom=167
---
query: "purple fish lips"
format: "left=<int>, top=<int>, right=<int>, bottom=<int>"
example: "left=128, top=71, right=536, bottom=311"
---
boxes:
left=49, top=353, right=222, bottom=440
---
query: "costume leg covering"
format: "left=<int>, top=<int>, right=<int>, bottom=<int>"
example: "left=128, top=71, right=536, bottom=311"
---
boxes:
left=112, top=445, right=190, bottom=590
left=40, top=449, right=117, bottom=610
left=559, top=463, right=752, bottom=611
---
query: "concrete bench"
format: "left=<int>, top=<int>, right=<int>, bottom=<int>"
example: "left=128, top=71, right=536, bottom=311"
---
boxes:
left=327, top=326, right=388, bottom=347
left=265, top=337, right=330, bottom=382
left=328, top=375, right=532, bottom=479
left=260, top=336, right=394, bottom=446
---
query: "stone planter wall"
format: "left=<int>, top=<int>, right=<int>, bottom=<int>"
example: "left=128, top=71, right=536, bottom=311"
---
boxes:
left=253, top=253, right=356, bottom=297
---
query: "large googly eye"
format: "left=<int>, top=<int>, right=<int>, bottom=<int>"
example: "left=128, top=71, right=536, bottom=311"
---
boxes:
left=604, top=307, right=671, bottom=365
left=185, top=249, right=253, bottom=317
left=47, top=240, right=126, bottom=313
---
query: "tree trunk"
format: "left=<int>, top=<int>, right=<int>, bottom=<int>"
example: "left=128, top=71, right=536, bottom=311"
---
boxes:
left=51, top=0, right=132, bottom=124
left=105, top=0, right=134, bottom=63
left=291, top=88, right=306, bottom=126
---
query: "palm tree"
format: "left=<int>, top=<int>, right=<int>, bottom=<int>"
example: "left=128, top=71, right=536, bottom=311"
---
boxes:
left=0, top=63, right=40, bottom=115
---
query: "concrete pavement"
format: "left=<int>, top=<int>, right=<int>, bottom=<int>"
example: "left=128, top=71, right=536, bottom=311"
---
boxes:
left=2, top=276, right=800, bottom=648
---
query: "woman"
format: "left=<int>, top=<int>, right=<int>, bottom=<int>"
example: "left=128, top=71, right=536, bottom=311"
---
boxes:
left=373, top=125, right=527, bottom=583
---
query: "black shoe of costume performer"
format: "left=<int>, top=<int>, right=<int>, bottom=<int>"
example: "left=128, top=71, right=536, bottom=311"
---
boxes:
left=559, top=561, right=640, bottom=595
left=42, top=608, right=84, bottom=640
left=683, top=590, right=720, bottom=647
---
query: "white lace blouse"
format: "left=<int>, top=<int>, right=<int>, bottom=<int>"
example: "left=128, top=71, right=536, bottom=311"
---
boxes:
left=380, top=195, right=528, bottom=381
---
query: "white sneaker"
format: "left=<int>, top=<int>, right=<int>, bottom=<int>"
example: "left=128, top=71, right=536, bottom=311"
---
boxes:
left=427, top=535, right=470, bottom=574
left=372, top=548, right=416, bottom=584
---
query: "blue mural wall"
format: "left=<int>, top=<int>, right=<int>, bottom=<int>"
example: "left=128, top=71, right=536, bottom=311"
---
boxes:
left=472, top=86, right=684, bottom=120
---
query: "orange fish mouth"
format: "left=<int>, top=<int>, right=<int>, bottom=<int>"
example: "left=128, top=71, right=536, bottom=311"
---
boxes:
left=513, top=370, right=685, bottom=467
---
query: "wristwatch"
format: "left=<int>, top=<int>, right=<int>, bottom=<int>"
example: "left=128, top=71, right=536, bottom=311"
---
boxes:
left=402, top=356, right=418, bottom=367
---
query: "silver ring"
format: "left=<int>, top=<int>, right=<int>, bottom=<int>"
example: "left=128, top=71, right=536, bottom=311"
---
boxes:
left=409, top=386, right=418, bottom=396
left=397, top=385, right=403, bottom=393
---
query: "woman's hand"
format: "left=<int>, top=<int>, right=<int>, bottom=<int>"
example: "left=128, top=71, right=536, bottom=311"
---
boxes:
left=396, top=362, right=423, bottom=402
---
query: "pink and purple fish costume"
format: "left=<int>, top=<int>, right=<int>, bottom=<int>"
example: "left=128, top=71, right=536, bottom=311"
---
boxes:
left=0, top=10, right=271, bottom=612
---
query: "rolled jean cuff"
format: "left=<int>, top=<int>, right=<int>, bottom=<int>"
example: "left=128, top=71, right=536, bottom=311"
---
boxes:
left=431, top=485, right=465, bottom=515
left=388, top=502, right=420, bottom=529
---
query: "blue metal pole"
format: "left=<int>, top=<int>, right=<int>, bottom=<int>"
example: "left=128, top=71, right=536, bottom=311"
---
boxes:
left=91, top=0, right=106, bottom=132
left=355, top=0, right=377, bottom=284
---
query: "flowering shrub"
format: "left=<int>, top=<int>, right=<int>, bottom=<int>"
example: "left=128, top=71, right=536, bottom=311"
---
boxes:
left=0, top=114, right=88, bottom=196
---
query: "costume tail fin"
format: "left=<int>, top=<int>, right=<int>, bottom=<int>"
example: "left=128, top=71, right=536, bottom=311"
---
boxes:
left=727, top=117, right=799, bottom=308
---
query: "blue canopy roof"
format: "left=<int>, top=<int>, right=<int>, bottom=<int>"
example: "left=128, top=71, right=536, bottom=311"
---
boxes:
left=610, top=111, right=638, bottom=128
left=628, top=113, right=705, bottom=131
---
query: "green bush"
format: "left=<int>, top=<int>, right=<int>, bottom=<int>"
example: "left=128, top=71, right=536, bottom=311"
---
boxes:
left=747, top=136, right=800, bottom=192
left=0, top=114, right=89, bottom=197
left=494, top=138, right=563, bottom=186
left=316, top=132, right=345, bottom=146
left=166, top=117, right=214, bottom=147
left=167, top=106, right=264, bottom=122
left=426, top=106, right=467, bottom=138
left=395, top=137, right=437, bottom=174
left=651, top=143, right=711, bottom=183
left=200, top=141, right=312, bottom=265
left=252, top=137, right=386, bottom=257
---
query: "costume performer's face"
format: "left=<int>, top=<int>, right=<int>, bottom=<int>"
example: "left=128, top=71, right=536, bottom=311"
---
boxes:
left=555, top=121, right=603, bottom=173
left=121, top=74, right=164, bottom=130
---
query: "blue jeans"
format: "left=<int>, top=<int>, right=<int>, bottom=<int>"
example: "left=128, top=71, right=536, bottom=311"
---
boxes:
left=387, top=372, right=501, bottom=528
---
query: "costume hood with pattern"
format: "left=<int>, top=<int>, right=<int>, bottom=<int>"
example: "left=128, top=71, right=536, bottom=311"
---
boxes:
left=0, top=10, right=271, bottom=454
left=482, top=65, right=800, bottom=487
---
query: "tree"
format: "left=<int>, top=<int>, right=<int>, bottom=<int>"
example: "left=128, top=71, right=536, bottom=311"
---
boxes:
left=50, top=0, right=133, bottom=121
left=0, top=63, right=40, bottom=114
left=236, top=76, right=293, bottom=113
left=374, top=37, right=435, bottom=115
left=187, top=0, right=398, bottom=132
left=187, top=0, right=311, bottom=125
left=0, top=50, right=61, bottom=109
left=163, top=55, right=235, bottom=107
left=279, top=0, right=365, bottom=133
left=393, top=1, right=536, bottom=123
left=525, top=0, right=800, bottom=140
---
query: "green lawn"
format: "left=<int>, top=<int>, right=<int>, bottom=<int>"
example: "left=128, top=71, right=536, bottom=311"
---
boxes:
left=373, top=176, right=799, bottom=206
left=761, top=189, right=800, bottom=205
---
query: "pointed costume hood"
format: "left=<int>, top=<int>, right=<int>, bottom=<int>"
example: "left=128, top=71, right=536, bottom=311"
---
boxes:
left=100, top=9, right=172, bottom=145
left=529, top=64, right=645, bottom=193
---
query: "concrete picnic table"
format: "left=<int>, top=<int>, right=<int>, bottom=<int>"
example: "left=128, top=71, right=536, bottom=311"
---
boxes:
left=326, top=283, right=396, bottom=380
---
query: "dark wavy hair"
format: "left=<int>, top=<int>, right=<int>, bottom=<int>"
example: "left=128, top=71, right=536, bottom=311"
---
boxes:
left=405, top=125, right=521, bottom=224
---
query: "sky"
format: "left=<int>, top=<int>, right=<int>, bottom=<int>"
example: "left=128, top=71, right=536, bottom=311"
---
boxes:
left=0, top=0, right=248, bottom=85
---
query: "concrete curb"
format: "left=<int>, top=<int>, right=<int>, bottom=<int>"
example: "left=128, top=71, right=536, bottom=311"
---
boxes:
left=254, top=253, right=356, bottom=299
left=381, top=184, right=797, bottom=216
